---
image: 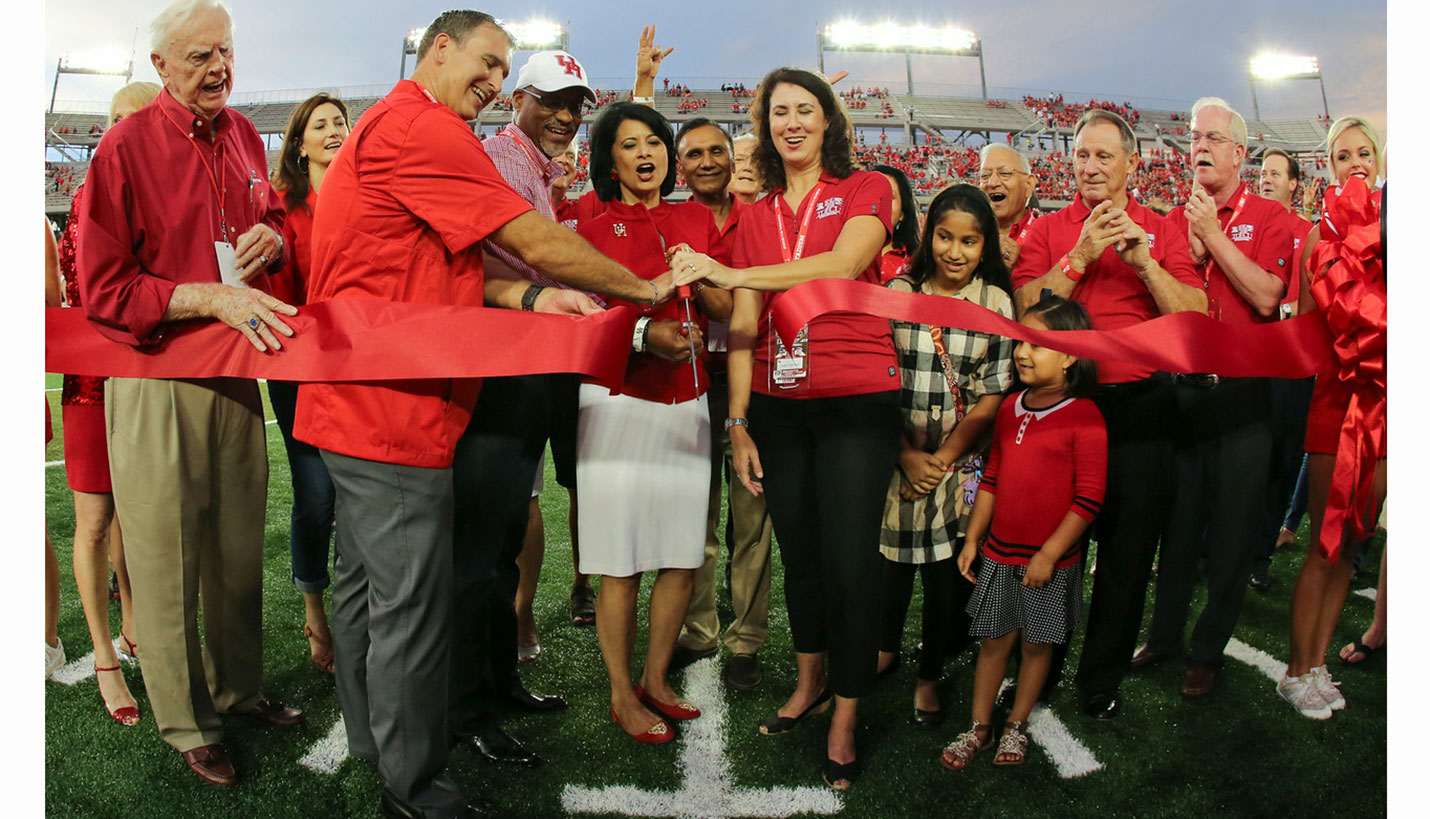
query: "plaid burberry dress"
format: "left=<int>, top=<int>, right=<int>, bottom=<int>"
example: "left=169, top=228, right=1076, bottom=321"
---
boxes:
left=879, top=275, right=1014, bottom=563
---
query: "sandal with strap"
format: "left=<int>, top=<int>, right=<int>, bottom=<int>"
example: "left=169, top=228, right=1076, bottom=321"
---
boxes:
left=1339, top=639, right=1382, bottom=666
left=118, top=632, right=139, bottom=665
left=822, top=757, right=861, bottom=791
left=993, top=720, right=1029, bottom=766
left=304, top=624, right=335, bottom=673
left=940, top=721, right=994, bottom=770
left=95, top=665, right=141, bottom=726
left=570, top=586, right=596, bottom=627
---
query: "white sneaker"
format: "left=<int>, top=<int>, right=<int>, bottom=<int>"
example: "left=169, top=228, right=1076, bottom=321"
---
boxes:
left=45, top=637, right=65, bottom=680
left=1277, top=673, right=1333, bottom=720
left=1307, top=666, right=1346, bottom=711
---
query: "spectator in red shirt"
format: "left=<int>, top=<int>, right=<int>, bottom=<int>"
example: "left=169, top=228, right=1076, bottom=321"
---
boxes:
left=1134, top=98, right=1294, bottom=699
left=978, top=144, right=1039, bottom=269
left=294, top=13, right=671, bottom=817
left=1011, top=109, right=1205, bottom=721
left=872, top=164, right=918, bottom=283
left=79, top=0, right=302, bottom=788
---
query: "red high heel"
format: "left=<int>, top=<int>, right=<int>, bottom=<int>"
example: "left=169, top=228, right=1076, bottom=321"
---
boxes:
left=634, top=684, right=701, bottom=721
left=610, top=703, right=674, bottom=744
left=118, top=632, right=139, bottom=664
left=95, top=665, right=140, bottom=726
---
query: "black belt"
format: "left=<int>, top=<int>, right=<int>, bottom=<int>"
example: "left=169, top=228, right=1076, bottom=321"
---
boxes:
left=1172, top=373, right=1221, bottom=390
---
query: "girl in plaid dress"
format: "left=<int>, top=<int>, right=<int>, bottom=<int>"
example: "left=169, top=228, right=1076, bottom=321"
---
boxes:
left=943, top=295, right=1106, bottom=769
left=876, top=185, right=1015, bottom=727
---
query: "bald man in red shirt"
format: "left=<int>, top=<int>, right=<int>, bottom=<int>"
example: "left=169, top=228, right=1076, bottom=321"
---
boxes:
left=1012, top=109, right=1205, bottom=721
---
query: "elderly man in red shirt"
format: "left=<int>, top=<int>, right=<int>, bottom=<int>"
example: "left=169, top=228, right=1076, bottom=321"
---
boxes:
left=1012, top=109, right=1206, bottom=721
left=1131, top=97, right=1295, bottom=698
left=294, top=11, right=670, bottom=819
left=79, top=0, right=304, bottom=788
left=978, top=143, right=1040, bottom=269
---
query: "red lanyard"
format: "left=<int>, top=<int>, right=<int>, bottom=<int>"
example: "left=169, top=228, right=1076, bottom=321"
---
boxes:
left=776, top=184, right=824, bottom=262
left=1013, top=213, right=1033, bottom=244
left=158, top=104, right=230, bottom=244
left=1219, top=187, right=1249, bottom=238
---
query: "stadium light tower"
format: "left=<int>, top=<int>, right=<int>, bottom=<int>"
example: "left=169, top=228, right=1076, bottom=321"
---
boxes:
left=400, top=27, right=426, bottom=80
left=816, top=20, right=986, bottom=99
left=50, top=52, right=133, bottom=114
left=400, top=20, right=569, bottom=80
left=1248, top=53, right=1328, bottom=122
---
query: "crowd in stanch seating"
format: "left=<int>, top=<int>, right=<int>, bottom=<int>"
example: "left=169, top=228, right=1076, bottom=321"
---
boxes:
left=46, top=161, right=80, bottom=194
left=840, top=85, right=890, bottom=100
left=676, top=97, right=708, bottom=113
left=719, top=82, right=754, bottom=96
left=50, top=123, right=106, bottom=136
left=986, top=99, right=1010, bottom=109
left=1023, top=94, right=1141, bottom=128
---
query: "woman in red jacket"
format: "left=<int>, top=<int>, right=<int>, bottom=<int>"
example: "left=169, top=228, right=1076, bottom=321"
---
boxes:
left=575, top=102, right=732, bottom=743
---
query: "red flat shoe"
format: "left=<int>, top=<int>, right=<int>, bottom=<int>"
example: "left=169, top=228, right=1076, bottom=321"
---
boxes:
left=610, top=704, right=674, bottom=744
left=634, top=684, right=701, bottom=721
left=95, top=665, right=140, bottom=726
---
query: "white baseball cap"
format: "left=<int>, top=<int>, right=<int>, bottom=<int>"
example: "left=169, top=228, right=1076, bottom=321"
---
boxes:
left=514, top=50, right=597, bottom=103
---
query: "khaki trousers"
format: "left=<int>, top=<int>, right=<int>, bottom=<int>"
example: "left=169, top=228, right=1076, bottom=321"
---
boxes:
left=679, top=381, right=774, bottom=655
left=106, top=377, right=266, bottom=752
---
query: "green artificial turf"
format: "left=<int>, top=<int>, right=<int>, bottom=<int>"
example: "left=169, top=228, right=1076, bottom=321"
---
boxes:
left=44, top=373, right=1386, bottom=817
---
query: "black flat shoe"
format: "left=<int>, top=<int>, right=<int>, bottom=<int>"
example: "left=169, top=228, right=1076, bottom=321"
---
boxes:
left=506, top=682, right=568, bottom=712
left=1081, top=693, right=1121, bottom=721
left=822, top=757, right=861, bottom=791
left=910, top=707, right=944, bottom=728
left=758, top=689, right=832, bottom=735
left=458, top=725, right=542, bottom=767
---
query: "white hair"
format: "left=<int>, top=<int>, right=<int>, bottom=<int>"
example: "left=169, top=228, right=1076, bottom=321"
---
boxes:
left=1190, top=96, right=1247, bottom=147
left=979, top=143, right=1029, bottom=173
left=732, top=133, right=757, bottom=150
left=150, top=0, right=231, bottom=55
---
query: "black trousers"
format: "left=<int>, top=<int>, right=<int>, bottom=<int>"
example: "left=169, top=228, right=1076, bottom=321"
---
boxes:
left=448, top=374, right=551, bottom=737
left=1148, top=378, right=1273, bottom=666
left=878, top=556, right=975, bottom=680
left=749, top=390, right=901, bottom=699
left=1075, top=373, right=1176, bottom=702
left=1253, top=376, right=1315, bottom=574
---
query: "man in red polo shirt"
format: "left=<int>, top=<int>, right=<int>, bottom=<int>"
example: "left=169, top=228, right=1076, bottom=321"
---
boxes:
left=1249, top=149, right=1318, bottom=590
left=1132, top=98, right=1295, bottom=698
left=667, top=118, right=774, bottom=692
left=978, top=143, right=1039, bottom=269
left=294, top=12, right=669, bottom=819
left=1012, top=109, right=1206, bottom=721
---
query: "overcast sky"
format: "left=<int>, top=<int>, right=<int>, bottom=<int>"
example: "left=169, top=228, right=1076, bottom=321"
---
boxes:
left=43, top=0, right=1387, bottom=133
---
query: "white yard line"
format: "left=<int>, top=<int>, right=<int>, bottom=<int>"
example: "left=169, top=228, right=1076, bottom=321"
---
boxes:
left=266, top=419, right=278, bottom=425
left=48, top=639, right=131, bottom=685
left=1355, top=587, right=1376, bottom=601
left=562, top=658, right=843, bottom=818
left=298, top=717, right=350, bottom=775
left=993, top=678, right=1101, bottom=779
left=46, top=460, right=65, bottom=468
left=1224, top=637, right=1286, bottom=683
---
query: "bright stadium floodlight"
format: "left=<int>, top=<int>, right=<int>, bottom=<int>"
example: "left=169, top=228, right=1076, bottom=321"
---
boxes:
left=1247, top=53, right=1328, bottom=122
left=817, top=19, right=985, bottom=98
left=50, top=50, right=134, bottom=114
left=500, top=18, right=568, bottom=51
left=400, top=26, right=426, bottom=80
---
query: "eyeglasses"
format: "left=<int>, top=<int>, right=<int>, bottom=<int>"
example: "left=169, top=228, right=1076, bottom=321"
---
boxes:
left=978, top=167, right=1028, bottom=182
left=1190, top=130, right=1233, bottom=146
left=522, top=87, right=596, bottom=117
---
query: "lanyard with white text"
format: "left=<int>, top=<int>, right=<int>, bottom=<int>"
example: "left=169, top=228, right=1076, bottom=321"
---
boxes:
left=1220, top=187, right=1250, bottom=239
left=775, top=184, right=824, bottom=262
left=157, top=104, right=231, bottom=244
left=770, top=184, right=823, bottom=388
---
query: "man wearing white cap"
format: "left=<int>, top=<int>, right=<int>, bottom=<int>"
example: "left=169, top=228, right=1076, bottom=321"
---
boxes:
left=446, top=47, right=600, bottom=769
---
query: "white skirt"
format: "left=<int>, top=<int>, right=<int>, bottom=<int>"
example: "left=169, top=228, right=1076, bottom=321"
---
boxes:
left=575, top=383, right=711, bottom=577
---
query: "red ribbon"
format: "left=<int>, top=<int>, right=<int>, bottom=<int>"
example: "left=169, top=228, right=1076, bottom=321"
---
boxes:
left=46, top=299, right=638, bottom=387
left=1306, top=177, right=1386, bottom=564
left=771, top=279, right=1333, bottom=379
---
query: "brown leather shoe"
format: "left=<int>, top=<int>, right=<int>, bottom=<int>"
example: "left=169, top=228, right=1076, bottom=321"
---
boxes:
left=182, top=743, right=238, bottom=786
left=1180, top=665, right=1218, bottom=698
left=244, top=697, right=305, bottom=728
left=1130, top=644, right=1171, bottom=670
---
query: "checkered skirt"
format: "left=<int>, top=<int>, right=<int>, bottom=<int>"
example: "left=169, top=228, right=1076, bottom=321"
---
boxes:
left=965, top=557, right=1083, bottom=645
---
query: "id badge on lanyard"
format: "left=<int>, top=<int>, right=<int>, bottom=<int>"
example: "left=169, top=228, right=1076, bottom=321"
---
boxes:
left=770, top=185, right=822, bottom=389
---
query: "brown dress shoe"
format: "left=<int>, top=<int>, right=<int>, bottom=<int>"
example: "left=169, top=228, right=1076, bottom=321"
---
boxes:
left=182, top=743, right=238, bottom=786
left=1180, top=665, right=1218, bottom=698
left=244, top=697, right=305, bottom=728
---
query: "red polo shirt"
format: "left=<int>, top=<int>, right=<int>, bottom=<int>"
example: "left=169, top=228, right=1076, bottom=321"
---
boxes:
left=1007, top=208, right=1039, bottom=244
left=79, top=89, right=283, bottom=346
left=269, top=189, right=315, bottom=306
left=1281, top=211, right=1315, bottom=312
left=1012, top=193, right=1201, bottom=383
left=578, top=199, right=726, bottom=403
left=1165, top=182, right=1295, bottom=326
left=294, top=80, right=533, bottom=468
left=731, top=169, right=898, bottom=398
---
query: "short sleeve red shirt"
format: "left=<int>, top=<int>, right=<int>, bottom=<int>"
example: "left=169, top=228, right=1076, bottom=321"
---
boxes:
left=578, top=199, right=726, bottom=403
left=1281, top=210, right=1315, bottom=311
left=1165, top=183, right=1295, bottom=326
left=294, top=81, right=534, bottom=468
left=1011, top=194, right=1202, bottom=383
left=731, top=170, right=898, bottom=399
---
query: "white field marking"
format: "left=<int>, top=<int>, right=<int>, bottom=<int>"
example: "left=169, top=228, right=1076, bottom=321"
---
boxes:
left=1355, top=587, right=1376, bottom=601
left=298, top=717, right=350, bottom=775
left=46, top=460, right=65, bottom=468
left=266, top=419, right=277, bottom=425
left=1224, top=637, right=1286, bottom=683
left=992, top=678, right=1101, bottom=779
left=46, top=387, right=61, bottom=392
left=49, top=639, right=132, bottom=686
left=561, top=657, right=844, bottom=818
